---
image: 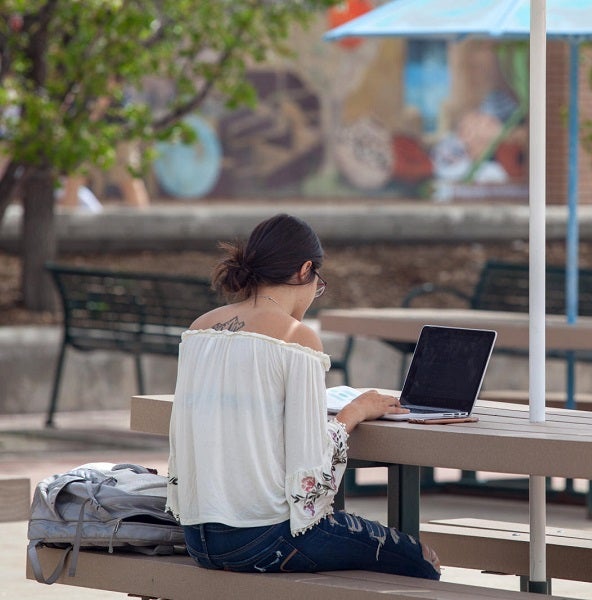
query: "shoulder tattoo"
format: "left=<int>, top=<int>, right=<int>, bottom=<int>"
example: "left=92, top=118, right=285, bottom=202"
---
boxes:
left=212, top=315, right=245, bottom=332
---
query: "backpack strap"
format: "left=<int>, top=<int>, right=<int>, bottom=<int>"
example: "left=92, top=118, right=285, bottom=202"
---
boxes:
left=112, top=463, right=152, bottom=474
left=68, top=498, right=90, bottom=577
left=68, top=479, right=114, bottom=576
left=27, top=540, right=72, bottom=584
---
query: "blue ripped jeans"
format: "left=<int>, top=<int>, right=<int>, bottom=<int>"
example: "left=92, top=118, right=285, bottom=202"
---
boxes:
left=183, top=510, right=440, bottom=580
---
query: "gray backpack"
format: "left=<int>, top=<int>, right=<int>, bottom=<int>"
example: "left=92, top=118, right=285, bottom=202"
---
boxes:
left=27, top=462, right=185, bottom=584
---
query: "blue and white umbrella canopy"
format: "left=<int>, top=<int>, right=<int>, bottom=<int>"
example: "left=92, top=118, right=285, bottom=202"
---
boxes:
left=325, top=0, right=592, bottom=41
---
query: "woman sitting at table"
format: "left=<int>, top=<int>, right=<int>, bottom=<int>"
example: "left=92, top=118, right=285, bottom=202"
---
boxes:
left=166, top=213, right=440, bottom=579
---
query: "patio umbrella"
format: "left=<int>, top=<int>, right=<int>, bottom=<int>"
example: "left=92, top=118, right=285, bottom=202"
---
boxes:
left=325, top=0, right=591, bottom=591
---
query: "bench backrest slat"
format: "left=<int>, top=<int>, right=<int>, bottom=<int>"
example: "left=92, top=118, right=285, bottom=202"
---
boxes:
left=46, top=263, right=220, bottom=355
left=472, top=260, right=592, bottom=316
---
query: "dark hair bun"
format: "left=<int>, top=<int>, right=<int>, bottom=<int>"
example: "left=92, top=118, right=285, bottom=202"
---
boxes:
left=212, top=214, right=323, bottom=302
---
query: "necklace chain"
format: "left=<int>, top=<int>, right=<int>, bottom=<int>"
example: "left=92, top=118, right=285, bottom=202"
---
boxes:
left=257, top=295, right=281, bottom=307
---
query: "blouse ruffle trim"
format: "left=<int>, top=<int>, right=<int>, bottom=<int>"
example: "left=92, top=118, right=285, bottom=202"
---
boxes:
left=330, top=417, right=349, bottom=442
left=181, top=328, right=331, bottom=369
left=291, top=509, right=334, bottom=537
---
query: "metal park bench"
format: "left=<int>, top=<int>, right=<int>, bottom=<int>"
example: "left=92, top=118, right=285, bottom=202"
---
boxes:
left=45, top=262, right=219, bottom=427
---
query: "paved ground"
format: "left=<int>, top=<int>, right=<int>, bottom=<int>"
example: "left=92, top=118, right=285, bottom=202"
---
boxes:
left=3, top=409, right=592, bottom=599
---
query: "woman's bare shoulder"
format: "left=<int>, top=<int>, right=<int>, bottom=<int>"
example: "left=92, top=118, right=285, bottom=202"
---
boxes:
left=285, top=320, right=323, bottom=352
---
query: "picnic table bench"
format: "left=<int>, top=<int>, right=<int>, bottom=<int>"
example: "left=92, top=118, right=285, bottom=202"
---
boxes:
left=124, top=394, right=592, bottom=596
left=420, top=518, right=592, bottom=589
left=28, top=394, right=592, bottom=598
left=26, top=545, right=567, bottom=600
left=0, top=477, right=30, bottom=522
left=27, top=396, right=591, bottom=600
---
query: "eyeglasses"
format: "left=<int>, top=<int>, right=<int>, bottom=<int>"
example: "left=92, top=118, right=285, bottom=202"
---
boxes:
left=313, top=270, right=327, bottom=298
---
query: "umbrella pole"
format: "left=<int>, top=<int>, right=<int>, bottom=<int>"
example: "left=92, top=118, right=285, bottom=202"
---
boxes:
left=565, top=41, right=580, bottom=415
left=528, top=0, right=548, bottom=593
left=529, top=0, right=547, bottom=425
left=567, top=40, right=580, bottom=328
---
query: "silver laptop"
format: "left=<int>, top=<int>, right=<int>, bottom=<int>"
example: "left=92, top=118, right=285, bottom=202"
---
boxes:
left=327, top=325, right=496, bottom=421
left=384, top=325, right=497, bottom=421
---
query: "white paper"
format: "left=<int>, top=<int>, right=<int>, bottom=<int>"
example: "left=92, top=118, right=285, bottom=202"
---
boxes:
left=326, top=385, right=362, bottom=414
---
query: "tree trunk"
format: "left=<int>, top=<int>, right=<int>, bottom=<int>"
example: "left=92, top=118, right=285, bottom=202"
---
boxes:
left=21, top=167, right=57, bottom=312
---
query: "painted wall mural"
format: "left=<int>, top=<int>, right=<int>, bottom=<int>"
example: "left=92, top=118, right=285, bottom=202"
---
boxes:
left=210, top=70, right=324, bottom=196
left=143, top=6, right=537, bottom=203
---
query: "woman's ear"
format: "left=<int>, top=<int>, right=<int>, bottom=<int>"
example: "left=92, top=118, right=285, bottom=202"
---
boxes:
left=298, top=260, right=313, bottom=282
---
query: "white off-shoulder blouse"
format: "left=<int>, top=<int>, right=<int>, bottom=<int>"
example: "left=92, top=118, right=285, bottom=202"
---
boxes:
left=166, top=329, right=349, bottom=536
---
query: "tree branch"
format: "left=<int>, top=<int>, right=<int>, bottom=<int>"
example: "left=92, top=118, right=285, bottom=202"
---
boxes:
left=139, top=4, right=171, bottom=49
left=152, top=32, right=249, bottom=131
left=23, top=0, right=60, bottom=87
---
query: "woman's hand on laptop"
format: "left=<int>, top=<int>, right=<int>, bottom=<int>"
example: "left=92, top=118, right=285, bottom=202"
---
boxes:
left=336, top=390, right=409, bottom=433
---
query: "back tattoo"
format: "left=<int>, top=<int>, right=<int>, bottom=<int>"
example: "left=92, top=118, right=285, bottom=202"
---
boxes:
left=213, top=315, right=245, bottom=332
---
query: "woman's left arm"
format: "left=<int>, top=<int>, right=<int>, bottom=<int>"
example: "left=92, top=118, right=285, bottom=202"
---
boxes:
left=283, top=351, right=348, bottom=536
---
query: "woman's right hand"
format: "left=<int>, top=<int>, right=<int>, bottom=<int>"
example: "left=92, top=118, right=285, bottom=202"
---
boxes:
left=335, top=390, right=409, bottom=433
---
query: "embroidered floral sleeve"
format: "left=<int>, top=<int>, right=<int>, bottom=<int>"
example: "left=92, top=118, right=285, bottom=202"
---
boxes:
left=286, top=421, right=348, bottom=535
left=284, top=352, right=350, bottom=536
left=329, top=417, right=349, bottom=466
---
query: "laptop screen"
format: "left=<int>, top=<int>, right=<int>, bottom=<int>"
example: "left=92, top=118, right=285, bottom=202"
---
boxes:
left=400, top=325, right=497, bottom=413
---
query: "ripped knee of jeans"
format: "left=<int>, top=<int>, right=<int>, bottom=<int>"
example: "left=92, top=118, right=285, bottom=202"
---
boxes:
left=341, top=512, right=364, bottom=533
left=358, top=517, right=388, bottom=560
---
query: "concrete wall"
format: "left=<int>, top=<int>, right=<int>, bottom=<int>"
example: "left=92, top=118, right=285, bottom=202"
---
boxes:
left=3, top=204, right=592, bottom=253
left=1, top=325, right=590, bottom=416
left=0, top=327, right=178, bottom=415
